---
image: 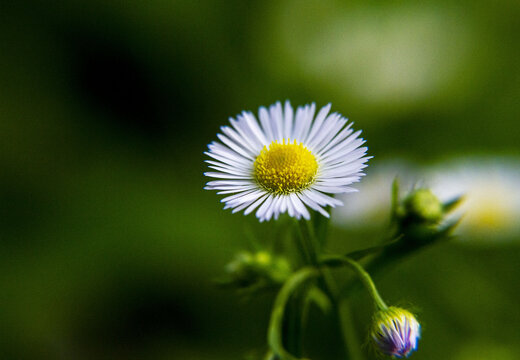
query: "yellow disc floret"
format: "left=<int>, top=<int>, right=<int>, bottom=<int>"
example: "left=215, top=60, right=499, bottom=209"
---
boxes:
left=254, top=139, right=318, bottom=194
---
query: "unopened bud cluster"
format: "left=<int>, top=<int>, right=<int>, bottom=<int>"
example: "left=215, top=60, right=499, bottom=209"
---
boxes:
left=404, top=189, right=443, bottom=224
left=395, top=188, right=444, bottom=225
left=225, top=251, right=292, bottom=290
left=392, top=183, right=462, bottom=245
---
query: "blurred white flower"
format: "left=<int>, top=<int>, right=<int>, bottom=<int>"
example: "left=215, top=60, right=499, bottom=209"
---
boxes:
left=333, top=158, right=520, bottom=241
left=428, top=158, right=520, bottom=240
left=332, top=161, right=415, bottom=227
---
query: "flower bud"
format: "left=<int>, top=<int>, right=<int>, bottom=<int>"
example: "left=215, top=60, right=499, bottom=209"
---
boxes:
left=371, top=307, right=420, bottom=358
left=404, top=188, right=443, bottom=224
left=224, top=251, right=292, bottom=289
left=225, top=252, right=256, bottom=287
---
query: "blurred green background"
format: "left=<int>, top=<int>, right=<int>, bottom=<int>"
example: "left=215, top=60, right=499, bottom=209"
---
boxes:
left=1, top=0, right=519, bottom=359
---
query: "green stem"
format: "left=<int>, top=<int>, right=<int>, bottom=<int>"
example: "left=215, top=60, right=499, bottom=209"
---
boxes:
left=337, top=298, right=365, bottom=360
left=298, top=220, right=365, bottom=360
left=286, top=295, right=303, bottom=357
left=323, top=255, right=388, bottom=311
left=293, top=228, right=311, bottom=266
left=268, top=267, right=317, bottom=360
left=279, top=220, right=318, bottom=359
left=297, top=220, right=318, bottom=266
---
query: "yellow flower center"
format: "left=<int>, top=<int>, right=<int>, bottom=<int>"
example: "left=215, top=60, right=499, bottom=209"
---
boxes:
left=253, top=139, right=318, bottom=194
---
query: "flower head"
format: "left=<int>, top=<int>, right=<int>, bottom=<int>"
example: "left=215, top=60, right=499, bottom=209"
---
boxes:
left=204, top=101, right=370, bottom=221
left=403, top=188, right=443, bottom=224
left=222, top=251, right=292, bottom=293
left=371, top=307, right=421, bottom=358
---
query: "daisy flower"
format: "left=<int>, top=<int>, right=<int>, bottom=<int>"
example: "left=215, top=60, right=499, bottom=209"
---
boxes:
left=204, top=101, right=370, bottom=222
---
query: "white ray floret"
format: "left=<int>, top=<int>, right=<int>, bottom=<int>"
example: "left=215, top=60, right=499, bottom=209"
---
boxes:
left=204, top=101, right=371, bottom=222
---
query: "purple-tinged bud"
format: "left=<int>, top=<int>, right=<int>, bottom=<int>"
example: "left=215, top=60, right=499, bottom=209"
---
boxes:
left=371, top=307, right=421, bottom=358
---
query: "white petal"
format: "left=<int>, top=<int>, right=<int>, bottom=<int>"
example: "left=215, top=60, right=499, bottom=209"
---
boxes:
left=290, top=193, right=310, bottom=220
left=286, top=196, right=296, bottom=217
left=310, top=115, right=346, bottom=153
left=216, top=133, right=255, bottom=160
left=291, top=106, right=306, bottom=141
left=232, top=195, right=264, bottom=213
left=256, top=194, right=274, bottom=220
left=216, top=185, right=258, bottom=194
left=319, top=161, right=368, bottom=177
left=207, top=165, right=251, bottom=176
left=204, top=172, right=250, bottom=179
left=242, top=111, right=268, bottom=145
left=316, top=123, right=354, bottom=156
left=320, top=130, right=363, bottom=159
left=283, top=101, right=294, bottom=140
left=280, top=196, right=288, bottom=213
left=206, top=180, right=254, bottom=187
left=221, top=189, right=259, bottom=203
left=264, top=195, right=281, bottom=221
left=232, top=114, right=265, bottom=151
left=306, top=189, right=343, bottom=207
left=207, top=142, right=252, bottom=166
left=205, top=159, right=250, bottom=171
left=300, top=103, right=316, bottom=143
left=207, top=183, right=256, bottom=192
left=323, top=149, right=369, bottom=169
left=298, top=192, right=329, bottom=218
left=244, top=193, right=269, bottom=215
left=305, top=103, right=331, bottom=146
left=204, top=152, right=251, bottom=172
left=259, top=106, right=274, bottom=143
left=224, top=190, right=264, bottom=207
left=312, top=185, right=358, bottom=194
left=320, top=156, right=371, bottom=172
left=316, top=177, right=361, bottom=185
left=269, top=102, right=284, bottom=142
left=220, top=125, right=258, bottom=155
left=321, top=138, right=364, bottom=162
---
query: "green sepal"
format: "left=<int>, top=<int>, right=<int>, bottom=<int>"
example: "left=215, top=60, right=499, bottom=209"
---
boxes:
left=437, top=217, right=463, bottom=239
left=390, top=177, right=402, bottom=222
left=442, top=195, right=464, bottom=214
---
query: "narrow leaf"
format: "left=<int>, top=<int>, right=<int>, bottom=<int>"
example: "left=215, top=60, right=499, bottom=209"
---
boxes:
left=391, top=177, right=400, bottom=221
